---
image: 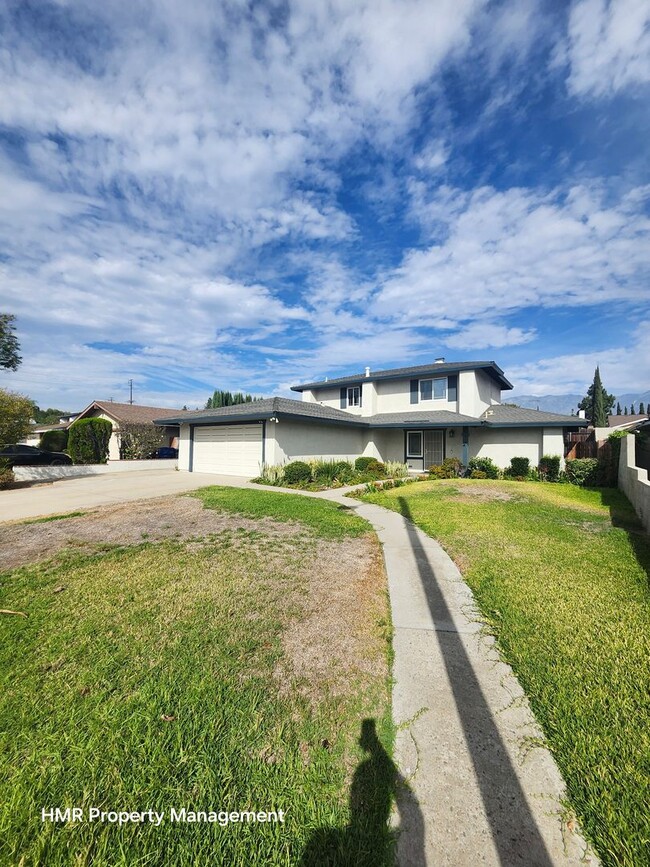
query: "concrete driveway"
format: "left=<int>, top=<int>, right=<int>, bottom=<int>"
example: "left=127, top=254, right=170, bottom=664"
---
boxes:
left=0, top=469, right=249, bottom=522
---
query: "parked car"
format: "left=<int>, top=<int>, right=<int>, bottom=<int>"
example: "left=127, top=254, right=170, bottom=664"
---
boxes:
left=155, top=446, right=179, bottom=459
left=0, top=444, right=73, bottom=467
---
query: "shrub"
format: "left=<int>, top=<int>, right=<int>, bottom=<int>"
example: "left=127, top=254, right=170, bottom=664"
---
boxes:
left=428, top=464, right=448, bottom=479
left=565, top=458, right=599, bottom=487
left=358, top=460, right=386, bottom=480
left=0, top=388, right=33, bottom=446
left=467, top=457, right=499, bottom=479
left=355, top=456, right=377, bottom=471
left=118, top=422, right=165, bottom=460
left=508, top=456, right=530, bottom=478
left=442, top=457, right=462, bottom=477
left=0, top=458, right=14, bottom=489
left=312, top=459, right=354, bottom=485
left=68, top=418, right=112, bottom=464
left=384, top=460, right=409, bottom=478
left=470, top=469, right=487, bottom=479
left=283, top=460, right=312, bottom=484
left=39, top=429, right=68, bottom=453
left=257, top=463, right=285, bottom=485
left=538, top=455, right=561, bottom=482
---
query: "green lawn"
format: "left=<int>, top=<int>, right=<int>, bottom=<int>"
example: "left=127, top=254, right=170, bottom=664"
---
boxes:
left=0, top=489, right=394, bottom=867
left=360, top=479, right=650, bottom=867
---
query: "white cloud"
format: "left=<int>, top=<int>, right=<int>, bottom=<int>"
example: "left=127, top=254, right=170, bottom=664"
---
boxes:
left=508, top=321, right=650, bottom=395
left=564, top=0, right=650, bottom=97
left=376, top=182, right=650, bottom=323
left=444, top=322, right=537, bottom=349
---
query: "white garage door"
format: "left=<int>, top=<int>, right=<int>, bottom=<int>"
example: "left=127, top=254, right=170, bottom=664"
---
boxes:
left=192, top=424, right=263, bottom=476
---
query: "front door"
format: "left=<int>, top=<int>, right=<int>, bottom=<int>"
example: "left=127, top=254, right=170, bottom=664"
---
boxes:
left=424, top=430, right=444, bottom=468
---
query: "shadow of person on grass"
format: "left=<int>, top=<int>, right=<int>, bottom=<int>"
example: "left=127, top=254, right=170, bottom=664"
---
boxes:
left=300, top=718, right=424, bottom=867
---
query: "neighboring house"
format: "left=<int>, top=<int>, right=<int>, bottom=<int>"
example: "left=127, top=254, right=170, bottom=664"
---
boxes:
left=71, top=401, right=181, bottom=460
left=21, top=413, right=79, bottom=446
left=155, top=359, right=587, bottom=476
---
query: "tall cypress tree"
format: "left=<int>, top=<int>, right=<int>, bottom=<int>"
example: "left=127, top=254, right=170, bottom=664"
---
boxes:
left=641, top=402, right=646, bottom=415
left=616, top=402, right=622, bottom=415
left=630, top=403, right=636, bottom=415
left=578, top=366, right=614, bottom=426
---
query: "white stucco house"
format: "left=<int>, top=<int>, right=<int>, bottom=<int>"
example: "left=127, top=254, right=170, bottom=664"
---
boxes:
left=155, top=359, right=587, bottom=476
left=72, top=401, right=181, bottom=461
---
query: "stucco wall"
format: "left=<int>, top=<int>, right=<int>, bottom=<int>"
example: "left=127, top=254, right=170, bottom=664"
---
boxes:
left=274, top=420, right=364, bottom=463
left=178, top=424, right=191, bottom=471
left=619, top=434, right=650, bottom=533
left=458, top=370, right=501, bottom=417
left=374, top=377, right=458, bottom=414
left=470, top=427, right=544, bottom=468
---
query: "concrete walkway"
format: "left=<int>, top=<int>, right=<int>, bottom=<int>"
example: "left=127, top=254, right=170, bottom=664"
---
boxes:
left=325, top=491, right=598, bottom=867
left=0, top=471, right=599, bottom=864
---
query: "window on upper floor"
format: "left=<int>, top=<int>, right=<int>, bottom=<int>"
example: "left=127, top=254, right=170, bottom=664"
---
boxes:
left=420, top=378, right=446, bottom=401
left=347, top=386, right=361, bottom=407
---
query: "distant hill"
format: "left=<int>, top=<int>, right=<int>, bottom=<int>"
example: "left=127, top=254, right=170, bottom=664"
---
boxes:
left=510, top=391, right=650, bottom=416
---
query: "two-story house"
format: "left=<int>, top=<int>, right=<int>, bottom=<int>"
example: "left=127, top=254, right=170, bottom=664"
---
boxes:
left=157, top=359, right=586, bottom=476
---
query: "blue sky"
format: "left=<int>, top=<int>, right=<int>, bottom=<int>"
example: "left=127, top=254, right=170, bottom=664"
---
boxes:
left=0, top=0, right=648, bottom=410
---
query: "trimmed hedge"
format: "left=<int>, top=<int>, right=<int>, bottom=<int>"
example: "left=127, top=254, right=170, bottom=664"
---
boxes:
left=283, top=460, right=311, bottom=484
left=467, top=457, right=499, bottom=479
left=68, top=418, right=112, bottom=465
left=538, top=455, right=561, bottom=482
left=355, top=456, right=377, bottom=471
left=40, top=429, right=68, bottom=453
left=508, top=456, right=530, bottom=479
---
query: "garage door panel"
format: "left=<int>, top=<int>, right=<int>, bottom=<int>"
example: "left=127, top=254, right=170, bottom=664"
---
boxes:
left=192, top=424, right=263, bottom=475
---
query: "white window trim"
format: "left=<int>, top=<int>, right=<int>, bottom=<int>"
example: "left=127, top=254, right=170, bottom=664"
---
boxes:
left=420, top=377, right=447, bottom=401
left=347, top=386, right=361, bottom=407
left=406, top=430, right=423, bottom=457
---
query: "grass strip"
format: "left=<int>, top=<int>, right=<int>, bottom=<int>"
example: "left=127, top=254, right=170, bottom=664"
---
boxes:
left=192, top=486, right=367, bottom=539
left=361, top=479, right=650, bottom=867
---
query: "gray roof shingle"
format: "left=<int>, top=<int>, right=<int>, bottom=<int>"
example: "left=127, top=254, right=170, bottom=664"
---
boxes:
left=291, top=360, right=513, bottom=391
left=482, top=405, right=586, bottom=426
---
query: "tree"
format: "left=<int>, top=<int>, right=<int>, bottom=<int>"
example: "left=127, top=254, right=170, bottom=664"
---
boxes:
left=630, top=403, right=636, bottom=415
left=624, top=406, right=628, bottom=415
left=641, top=402, right=646, bottom=415
left=616, top=402, right=622, bottom=415
left=68, top=418, right=112, bottom=464
left=0, top=388, right=32, bottom=445
left=205, top=389, right=261, bottom=409
left=32, top=406, right=68, bottom=424
left=578, top=367, right=615, bottom=426
left=118, top=422, right=165, bottom=460
left=0, top=314, right=22, bottom=370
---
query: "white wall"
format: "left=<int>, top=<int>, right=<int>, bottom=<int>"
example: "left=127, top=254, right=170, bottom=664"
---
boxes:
left=178, top=424, right=191, bottom=471
left=470, top=427, right=543, bottom=468
left=618, top=434, right=650, bottom=533
left=374, top=377, right=458, bottom=414
left=458, top=369, right=501, bottom=417
left=274, top=420, right=364, bottom=463
left=14, top=459, right=177, bottom=482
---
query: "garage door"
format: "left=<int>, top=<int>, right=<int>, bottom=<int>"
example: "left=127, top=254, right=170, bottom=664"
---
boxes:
left=192, top=424, right=263, bottom=476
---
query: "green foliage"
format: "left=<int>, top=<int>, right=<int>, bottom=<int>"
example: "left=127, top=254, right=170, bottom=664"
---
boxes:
left=0, top=313, right=21, bottom=371
left=68, top=418, right=112, bottom=465
left=0, top=388, right=33, bottom=446
left=355, top=456, right=377, bottom=471
left=630, top=404, right=636, bottom=415
left=362, top=460, right=386, bottom=479
left=578, top=366, right=615, bottom=426
left=39, top=429, right=68, bottom=453
left=0, top=458, right=14, bottom=488
left=538, top=455, right=561, bottom=483
left=469, top=469, right=487, bottom=479
left=205, top=389, right=262, bottom=408
left=467, top=457, right=499, bottom=479
left=311, top=459, right=354, bottom=485
left=32, top=406, right=68, bottom=424
left=384, top=460, right=409, bottom=479
left=640, top=402, right=646, bottom=415
left=256, top=463, right=286, bottom=485
left=616, top=402, right=622, bottom=415
left=508, top=457, right=530, bottom=479
left=565, top=458, right=600, bottom=487
left=428, top=458, right=462, bottom=479
left=118, top=422, right=165, bottom=459
left=283, top=460, right=312, bottom=484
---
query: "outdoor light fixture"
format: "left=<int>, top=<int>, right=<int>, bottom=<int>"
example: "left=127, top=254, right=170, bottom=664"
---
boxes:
left=448, top=429, right=455, bottom=438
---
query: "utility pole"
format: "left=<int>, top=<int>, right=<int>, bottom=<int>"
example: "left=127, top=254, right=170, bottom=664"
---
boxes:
left=128, top=379, right=134, bottom=405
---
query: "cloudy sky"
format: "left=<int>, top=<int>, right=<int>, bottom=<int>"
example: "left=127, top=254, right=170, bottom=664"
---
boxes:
left=1, top=0, right=648, bottom=411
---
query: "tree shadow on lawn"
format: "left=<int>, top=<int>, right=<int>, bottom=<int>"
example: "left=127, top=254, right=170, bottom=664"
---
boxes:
left=300, top=718, right=424, bottom=867
left=597, top=486, right=650, bottom=585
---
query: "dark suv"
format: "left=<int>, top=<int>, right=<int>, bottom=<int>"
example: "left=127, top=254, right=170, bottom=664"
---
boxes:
left=0, top=444, right=73, bottom=466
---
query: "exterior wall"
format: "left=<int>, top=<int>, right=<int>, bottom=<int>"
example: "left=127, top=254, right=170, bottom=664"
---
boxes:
left=308, top=384, right=365, bottom=416
left=374, top=377, right=458, bottom=414
left=542, top=429, right=565, bottom=465
left=619, top=434, right=650, bottom=533
left=274, top=420, right=364, bottom=463
left=470, top=427, right=543, bottom=468
left=458, top=369, right=500, bottom=417
left=14, top=459, right=177, bottom=482
left=363, top=429, right=404, bottom=463
left=178, top=424, right=191, bottom=470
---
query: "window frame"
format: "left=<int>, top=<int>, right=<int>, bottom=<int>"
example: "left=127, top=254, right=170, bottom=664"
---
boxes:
left=419, top=377, right=447, bottom=401
left=406, top=430, right=423, bottom=457
left=347, top=386, right=361, bottom=407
